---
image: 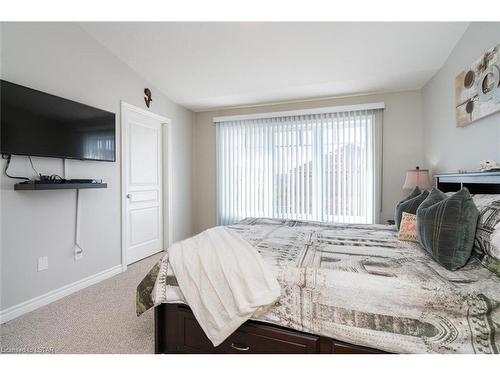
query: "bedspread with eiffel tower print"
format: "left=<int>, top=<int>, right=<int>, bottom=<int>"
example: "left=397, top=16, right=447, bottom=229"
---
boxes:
left=138, top=217, right=500, bottom=354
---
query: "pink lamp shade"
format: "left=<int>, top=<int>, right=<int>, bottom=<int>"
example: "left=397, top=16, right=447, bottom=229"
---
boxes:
left=403, top=167, right=431, bottom=189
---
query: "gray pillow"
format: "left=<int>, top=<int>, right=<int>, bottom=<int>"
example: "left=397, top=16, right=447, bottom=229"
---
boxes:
left=394, top=187, right=422, bottom=229
left=395, top=189, right=429, bottom=229
left=416, top=188, right=479, bottom=271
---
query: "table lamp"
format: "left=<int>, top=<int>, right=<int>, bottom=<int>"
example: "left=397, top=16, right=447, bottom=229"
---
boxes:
left=403, top=166, right=431, bottom=189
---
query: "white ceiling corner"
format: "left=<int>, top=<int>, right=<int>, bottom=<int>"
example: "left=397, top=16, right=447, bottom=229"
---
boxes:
left=80, top=22, right=468, bottom=111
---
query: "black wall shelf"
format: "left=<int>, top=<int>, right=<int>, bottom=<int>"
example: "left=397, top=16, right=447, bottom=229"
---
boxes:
left=14, top=182, right=107, bottom=191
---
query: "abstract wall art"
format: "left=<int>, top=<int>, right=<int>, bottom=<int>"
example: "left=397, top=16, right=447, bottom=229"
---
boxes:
left=456, top=41, right=500, bottom=127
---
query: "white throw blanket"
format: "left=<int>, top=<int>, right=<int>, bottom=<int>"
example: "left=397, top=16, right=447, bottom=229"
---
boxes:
left=167, top=226, right=281, bottom=346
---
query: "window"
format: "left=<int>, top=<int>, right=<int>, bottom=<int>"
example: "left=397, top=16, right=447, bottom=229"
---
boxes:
left=216, top=105, right=383, bottom=225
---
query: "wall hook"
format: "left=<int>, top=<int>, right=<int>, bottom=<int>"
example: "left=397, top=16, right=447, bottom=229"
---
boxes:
left=144, top=88, right=152, bottom=108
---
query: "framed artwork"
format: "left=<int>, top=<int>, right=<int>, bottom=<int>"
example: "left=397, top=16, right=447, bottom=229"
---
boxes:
left=455, top=41, right=500, bottom=127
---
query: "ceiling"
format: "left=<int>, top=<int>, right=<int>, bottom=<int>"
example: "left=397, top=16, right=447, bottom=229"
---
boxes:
left=80, top=22, right=469, bottom=111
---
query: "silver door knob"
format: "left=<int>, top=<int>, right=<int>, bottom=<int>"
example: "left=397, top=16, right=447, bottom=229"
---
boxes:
left=126, top=194, right=132, bottom=198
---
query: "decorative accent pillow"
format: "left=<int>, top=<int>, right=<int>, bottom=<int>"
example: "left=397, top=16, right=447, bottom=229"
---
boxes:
left=472, top=198, right=500, bottom=277
left=398, top=212, right=418, bottom=242
left=395, top=188, right=428, bottom=229
left=416, top=188, right=479, bottom=271
left=472, top=194, right=500, bottom=210
left=394, top=187, right=421, bottom=228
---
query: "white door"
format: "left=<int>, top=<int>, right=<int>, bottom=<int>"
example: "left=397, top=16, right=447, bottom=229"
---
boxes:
left=123, top=104, right=164, bottom=265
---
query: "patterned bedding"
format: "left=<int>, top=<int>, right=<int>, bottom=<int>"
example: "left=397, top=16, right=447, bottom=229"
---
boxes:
left=137, top=218, right=500, bottom=354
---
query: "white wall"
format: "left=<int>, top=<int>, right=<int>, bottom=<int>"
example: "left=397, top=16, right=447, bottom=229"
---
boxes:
left=192, top=90, right=424, bottom=234
left=0, top=23, right=193, bottom=311
left=422, top=22, right=500, bottom=174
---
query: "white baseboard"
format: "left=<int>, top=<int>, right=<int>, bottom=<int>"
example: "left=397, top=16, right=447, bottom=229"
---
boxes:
left=0, top=265, right=123, bottom=324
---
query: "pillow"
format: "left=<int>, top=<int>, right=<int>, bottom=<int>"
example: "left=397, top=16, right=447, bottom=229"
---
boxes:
left=394, top=187, right=421, bottom=228
left=472, top=194, right=500, bottom=209
left=472, top=198, right=500, bottom=277
left=395, top=188, right=429, bottom=229
left=423, top=187, right=448, bottom=206
left=416, top=188, right=479, bottom=271
left=398, top=212, right=418, bottom=242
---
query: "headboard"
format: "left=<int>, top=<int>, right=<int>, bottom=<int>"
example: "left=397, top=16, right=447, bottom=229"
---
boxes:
left=434, top=171, right=500, bottom=194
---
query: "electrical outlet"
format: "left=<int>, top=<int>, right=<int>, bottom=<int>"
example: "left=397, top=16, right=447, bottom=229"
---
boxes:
left=74, top=246, right=83, bottom=261
left=37, top=256, right=49, bottom=271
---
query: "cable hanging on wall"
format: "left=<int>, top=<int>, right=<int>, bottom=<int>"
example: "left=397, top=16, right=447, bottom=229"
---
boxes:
left=74, top=188, right=84, bottom=260
left=2, top=154, right=29, bottom=180
left=28, top=156, right=41, bottom=178
left=2, top=154, right=43, bottom=180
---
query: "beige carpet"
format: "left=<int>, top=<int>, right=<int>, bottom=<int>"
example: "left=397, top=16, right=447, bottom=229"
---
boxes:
left=0, top=252, right=163, bottom=354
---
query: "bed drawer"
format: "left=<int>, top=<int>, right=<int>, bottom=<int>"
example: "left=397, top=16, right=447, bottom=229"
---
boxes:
left=332, top=342, right=384, bottom=354
left=219, top=321, right=320, bottom=354
left=159, top=304, right=385, bottom=354
left=171, top=305, right=319, bottom=353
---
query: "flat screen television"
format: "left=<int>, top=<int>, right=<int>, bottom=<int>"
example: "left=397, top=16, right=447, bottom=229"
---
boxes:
left=1, top=80, right=116, bottom=162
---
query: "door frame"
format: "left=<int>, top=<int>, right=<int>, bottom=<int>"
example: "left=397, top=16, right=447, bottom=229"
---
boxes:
left=120, top=101, right=173, bottom=271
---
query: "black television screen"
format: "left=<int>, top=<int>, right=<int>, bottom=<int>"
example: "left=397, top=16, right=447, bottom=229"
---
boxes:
left=1, top=80, right=116, bottom=162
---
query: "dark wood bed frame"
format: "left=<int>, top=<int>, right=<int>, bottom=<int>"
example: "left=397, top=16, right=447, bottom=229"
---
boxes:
left=154, top=172, right=500, bottom=354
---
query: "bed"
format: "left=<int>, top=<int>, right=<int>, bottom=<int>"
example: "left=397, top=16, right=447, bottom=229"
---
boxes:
left=137, top=172, right=500, bottom=354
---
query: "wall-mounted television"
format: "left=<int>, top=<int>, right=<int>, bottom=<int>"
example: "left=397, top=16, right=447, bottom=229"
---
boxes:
left=1, top=80, right=116, bottom=162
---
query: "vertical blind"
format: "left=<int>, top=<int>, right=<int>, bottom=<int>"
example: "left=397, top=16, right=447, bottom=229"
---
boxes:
left=216, top=107, right=383, bottom=225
